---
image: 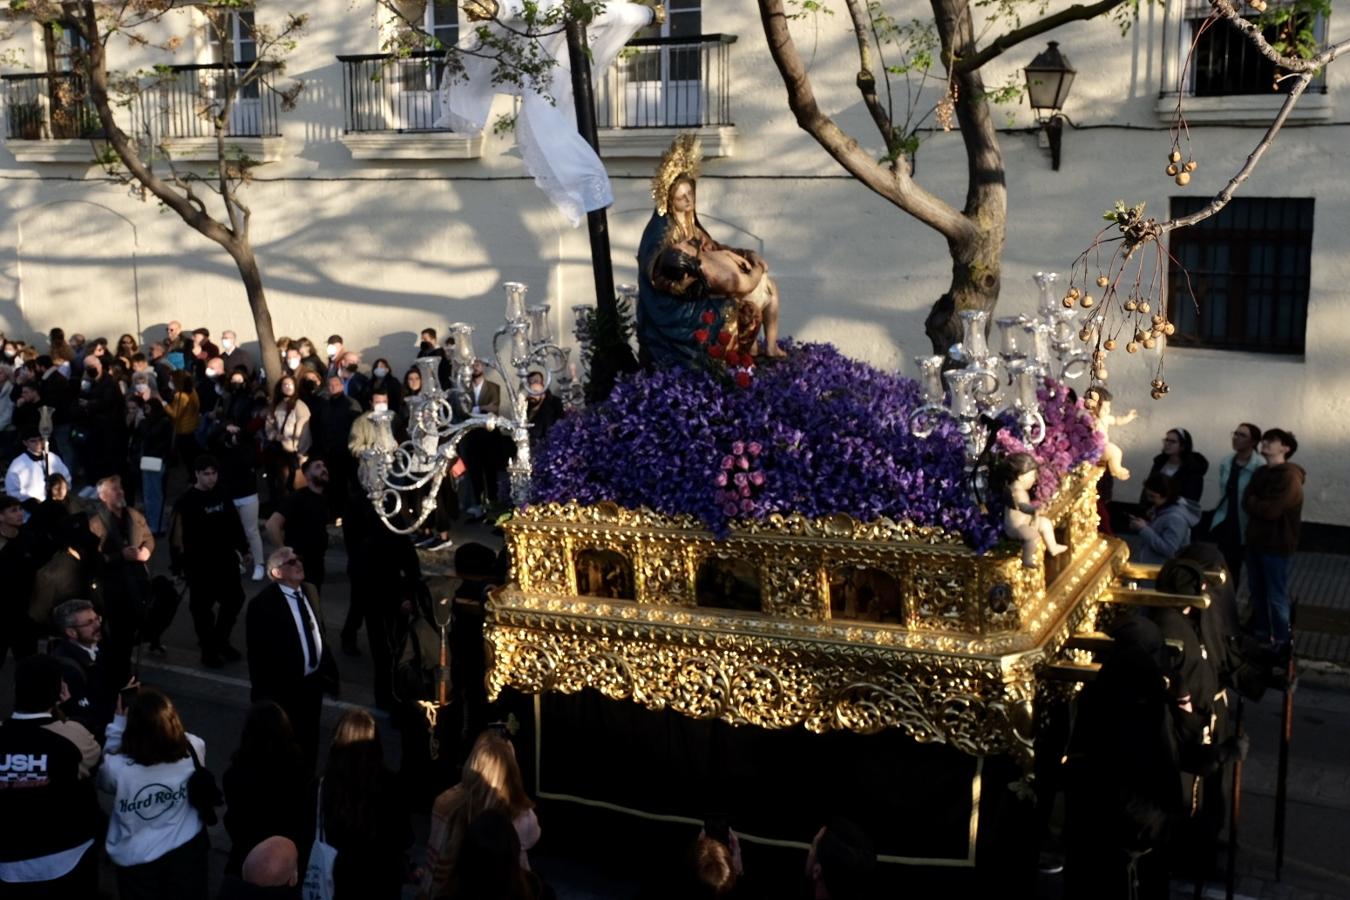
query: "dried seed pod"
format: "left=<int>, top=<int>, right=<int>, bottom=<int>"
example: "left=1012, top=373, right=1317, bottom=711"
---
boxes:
left=1184, top=160, right=1197, bottom=173
left=1068, top=287, right=1081, bottom=300
left=1124, top=299, right=1138, bottom=312
left=1151, top=378, right=1164, bottom=388
left=1127, top=341, right=1141, bottom=353
left=1145, top=338, right=1157, bottom=349
left=1167, top=163, right=1180, bottom=177
left=1082, top=295, right=1095, bottom=308
left=1096, top=275, right=1109, bottom=288
left=1138, top=302, right=1151, bottom=314
left=1163, top=323, right=1176, bottom=336
left=1175, top=172, right=1191, bottom=186
left=1169, top=150, right=1182, bottom=163
left=1151, top=388, right=1165, bottom=400
left=1135, top=330, right=1147, bottom=342
left=1104, top=339, right=1118, bottom=351
left=1063, top=296, right=1076, bottom=309
left=1079, top=328, right=1093, bottom=342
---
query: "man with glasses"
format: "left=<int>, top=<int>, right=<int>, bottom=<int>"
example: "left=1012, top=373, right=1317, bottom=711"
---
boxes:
left=49, top=599, right=115, bottom=742
left=1208, top=423, right=1265, bottom=582
left=170, top=455, right=250, bottom=669
left=246, top=547, right=338, bottom=769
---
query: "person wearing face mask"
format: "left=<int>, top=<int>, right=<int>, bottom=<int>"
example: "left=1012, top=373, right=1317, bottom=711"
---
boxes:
left=219, top=330, right=254, bottom=378
left=73, top=356, right=124, bottom=487
left=197, top=357, right=227, bottom=417
left=368, top=357, right=402, bottom=415
left=324, top=335, right=345, bottom=379
left=265, top=375, right=311, bottom=500
left=337, top=351, right=370, bottom=410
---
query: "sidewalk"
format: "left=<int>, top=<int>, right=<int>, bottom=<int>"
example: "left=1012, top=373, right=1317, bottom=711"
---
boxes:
left=1290, top=552, right=1350, bottom=668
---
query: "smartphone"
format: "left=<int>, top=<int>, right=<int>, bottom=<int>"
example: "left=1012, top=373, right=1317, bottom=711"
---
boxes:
left=119, top=683, right=140, bottom=705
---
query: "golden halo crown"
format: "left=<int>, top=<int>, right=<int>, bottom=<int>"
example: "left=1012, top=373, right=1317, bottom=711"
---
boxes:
left=652, top=132, right=703, bottom=216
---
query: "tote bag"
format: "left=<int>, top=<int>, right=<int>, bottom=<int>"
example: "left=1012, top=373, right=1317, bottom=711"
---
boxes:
left=302, top=779, right=338, bottom=900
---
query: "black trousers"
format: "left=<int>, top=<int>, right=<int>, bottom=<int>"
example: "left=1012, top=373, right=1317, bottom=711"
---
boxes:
left=114, top=829, right=208, bottom=900
left=186, top=566, right=245, bottom=652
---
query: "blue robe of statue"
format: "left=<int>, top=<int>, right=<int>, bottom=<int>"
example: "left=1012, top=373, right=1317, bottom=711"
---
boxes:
left=635, top=211, right=725, bottom=369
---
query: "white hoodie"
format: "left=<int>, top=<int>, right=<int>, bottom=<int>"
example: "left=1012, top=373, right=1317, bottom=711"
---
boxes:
left=96, top=713, right=205, bottom=866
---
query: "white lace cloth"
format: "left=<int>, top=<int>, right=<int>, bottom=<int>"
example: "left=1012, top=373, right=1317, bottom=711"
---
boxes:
left=436, top=1, right=654, bottom=227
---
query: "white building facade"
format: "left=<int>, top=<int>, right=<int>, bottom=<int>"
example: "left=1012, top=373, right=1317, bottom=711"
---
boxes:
left=0, top=1, right=1345, bottom=525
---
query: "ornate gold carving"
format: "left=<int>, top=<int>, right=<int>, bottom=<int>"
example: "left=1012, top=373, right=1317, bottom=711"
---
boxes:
left=493, top=467, right=1124, bottom=760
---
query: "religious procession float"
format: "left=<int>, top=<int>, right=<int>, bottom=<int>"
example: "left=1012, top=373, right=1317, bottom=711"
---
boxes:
left=359, top=131, right=1201, bottom=883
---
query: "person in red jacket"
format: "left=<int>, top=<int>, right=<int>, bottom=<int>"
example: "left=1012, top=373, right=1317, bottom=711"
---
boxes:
left=1242, top=428, right=1305, bottom=649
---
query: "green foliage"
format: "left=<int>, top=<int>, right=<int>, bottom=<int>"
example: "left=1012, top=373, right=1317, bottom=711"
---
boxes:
left=1259, top=0, right=1330, bottom=61
left=1104, top=200, right=1146, bottom=225
left=580, top=294, right=636, bottom=377
left=786, top=0, right=836, bottom=20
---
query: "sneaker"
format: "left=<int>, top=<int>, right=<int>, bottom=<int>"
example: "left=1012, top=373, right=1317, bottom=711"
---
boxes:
left=425, top=538, right=455, bottom=553
left=464, top=505, right=484, bottom=521
left=414, top=534, right=439, bottom=549
left=251, top=564, right=265, bottom=581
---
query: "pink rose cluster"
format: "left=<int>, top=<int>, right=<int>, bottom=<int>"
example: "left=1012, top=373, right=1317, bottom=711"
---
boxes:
left=995, top=379, right=1106, bottom=503
left=714, top=440, right=765, bottom=517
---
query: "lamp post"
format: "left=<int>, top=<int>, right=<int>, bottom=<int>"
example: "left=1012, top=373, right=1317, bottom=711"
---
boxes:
left=1023, top=41, right=1076, bottom=171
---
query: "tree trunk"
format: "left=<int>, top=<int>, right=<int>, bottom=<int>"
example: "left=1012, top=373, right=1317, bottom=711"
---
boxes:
left=230, top=244, right=283, bottom=387
left=925, top=0, right=1009, bottom=354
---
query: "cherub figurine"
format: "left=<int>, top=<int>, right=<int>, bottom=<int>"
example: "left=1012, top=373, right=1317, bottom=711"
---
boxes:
left=999, top=452, right=1069, bottom=568
left=1085, top=386, right=1137, bottom=480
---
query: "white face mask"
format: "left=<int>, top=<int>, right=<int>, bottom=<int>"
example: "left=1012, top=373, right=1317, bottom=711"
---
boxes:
left=326, top=344, right=339, bottom=358
left=373, top=402, right=388, bottom=414
left=287, top=357, right=300, bottom=370
left=206, top=368, right=220, bottom=379
left=221, top=339, right=234, bottom=351
left=373, top=366, right=389, bottom=378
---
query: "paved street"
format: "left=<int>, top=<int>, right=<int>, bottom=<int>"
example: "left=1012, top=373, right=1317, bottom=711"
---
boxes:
left=2, top=522, right=1347, bottom=898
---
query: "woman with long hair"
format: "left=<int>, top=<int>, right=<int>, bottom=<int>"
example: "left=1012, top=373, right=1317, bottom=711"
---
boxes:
left=1141, top=427, right=1209, bottom=514
left=309, top=709, right=412, bottom=899
left=420, top=729, right=540, bottom=899
left=167, top=368, right=201, bottom=475
left=444, top=809, right=555, bottom=900
left=369, top=357, right=403, bottom=414
left=223, top=701, right=308, bottom=877
left=97, top=688, right=209, bottom=900
left=265, top=373, right=311, bottom=499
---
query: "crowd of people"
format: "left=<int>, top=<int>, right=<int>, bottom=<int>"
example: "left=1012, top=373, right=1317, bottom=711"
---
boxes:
left=0, top=317, right=1312, bottom=899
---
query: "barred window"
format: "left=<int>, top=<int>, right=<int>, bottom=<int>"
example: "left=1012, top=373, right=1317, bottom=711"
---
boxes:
left=1185, top=3, right=1326, bottom=97
left=1166, top=197, right=1313, bottom=354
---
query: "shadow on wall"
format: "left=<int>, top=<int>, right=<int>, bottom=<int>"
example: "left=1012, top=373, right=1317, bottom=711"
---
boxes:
left=16, top=200, right=142, bottom=343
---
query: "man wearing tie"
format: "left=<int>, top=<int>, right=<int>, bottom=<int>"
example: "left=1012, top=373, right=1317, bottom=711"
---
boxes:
left=245, top=547, right=339, bottom=769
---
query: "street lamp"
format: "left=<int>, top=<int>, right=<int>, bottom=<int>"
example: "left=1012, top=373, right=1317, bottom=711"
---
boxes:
left=1024, top=41, right=1076, bottom=171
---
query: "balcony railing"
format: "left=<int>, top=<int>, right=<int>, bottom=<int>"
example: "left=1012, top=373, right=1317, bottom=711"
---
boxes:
left=597, top=34, right=736, bottom=129
left=338, top=34, right=736, bottom=135
left=136, top=63, right=281, bottom=139
left=2, top=62, right=279, bottom=142
left=338, top=50, right=454, bottom=133
left=2, top=71, right=106, bottom=140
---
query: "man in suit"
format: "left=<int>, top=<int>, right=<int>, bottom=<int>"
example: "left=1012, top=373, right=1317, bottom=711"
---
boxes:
left=49, top=599, right=115, bottom=743
left=459, top=359, right=505, bottom=519
left=246, top=547, right=338, bottom=770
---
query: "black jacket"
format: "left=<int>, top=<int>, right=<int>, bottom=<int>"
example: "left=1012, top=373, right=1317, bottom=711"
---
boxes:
left=0, top=716, right=101, bottom=866
left=51, top=639, right=116, bottom=742
left=170, top=486, right=248, bottom=573
left=246, top=582, right=339, bottom=704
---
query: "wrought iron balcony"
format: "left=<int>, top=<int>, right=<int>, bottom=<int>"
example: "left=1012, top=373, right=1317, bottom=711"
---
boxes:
left=597, top=34, right=736, bottom=129
left=136, top=63, right=281, bottom=139
left=2, top=63, right=280, bottom=142
left=2, top=71, right=105, bottom=140
left=338, top=34, right=736, bottom=135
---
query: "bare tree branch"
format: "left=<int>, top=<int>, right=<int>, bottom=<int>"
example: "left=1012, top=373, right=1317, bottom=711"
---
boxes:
left=1208, top=0, right=1325, bottom=72
left=953, top=0, right=1129, bottom=73
left=1160, top=35, right=1350, bottom=233
left=758, top=0, right=976, bottom=245
left=842, top=0, right=898, bottom=153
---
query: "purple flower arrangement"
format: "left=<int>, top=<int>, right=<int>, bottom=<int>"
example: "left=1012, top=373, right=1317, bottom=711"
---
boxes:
left=531, top=343, right=1102, bottom=552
